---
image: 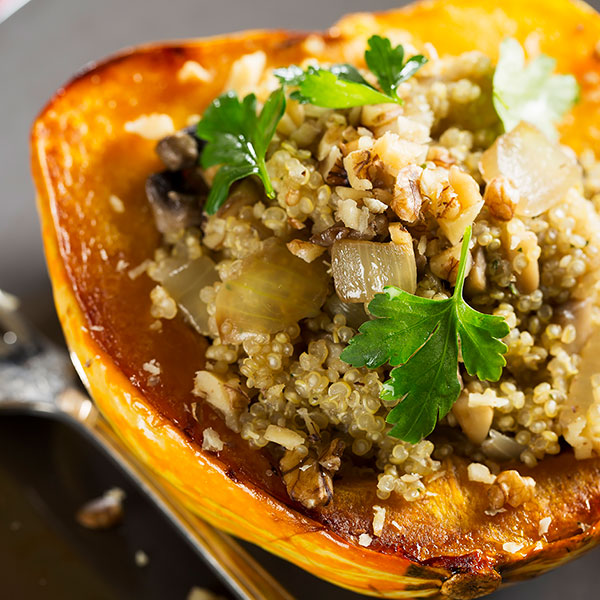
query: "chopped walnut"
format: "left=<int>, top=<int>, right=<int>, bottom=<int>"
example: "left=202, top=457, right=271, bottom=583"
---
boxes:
left=429, top=242, right=472, bottom=285
left=438, top=166, right=484, bottom=246
left=193, top=370, right=249, bottom=431
left=488, top=470, right=536, bottom=510
left=388, top=222, right=413, bottom=252
left=318, top=438, right=345, bottom=471
left=280, top=439, right=345, bottom=509
left=286, top=239, right=326, bottom=263
left=484, top=176, right=518, bottom=221
left=343, top=149, right=375, bottom=191
left=391, top=164, right=423, bottom=222
left=427, top=145, right=457, bottom=168
left=76, top=488, right=126, bottom=530
left=487, top=483, right=506, bottom=511
left=320, top=146, right=348, bottom=186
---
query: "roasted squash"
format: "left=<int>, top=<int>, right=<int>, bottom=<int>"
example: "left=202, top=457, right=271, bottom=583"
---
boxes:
left=31, top=0, right=600, bottom=598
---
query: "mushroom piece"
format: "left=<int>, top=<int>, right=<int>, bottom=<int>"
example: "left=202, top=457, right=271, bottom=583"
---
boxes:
left=155, top=127, right=203, bottom=171
left=145, top=170, right=205, bottom=236
left=280, top=439, right=345, bottom=509
left=309, top=224, right=366, bottom=247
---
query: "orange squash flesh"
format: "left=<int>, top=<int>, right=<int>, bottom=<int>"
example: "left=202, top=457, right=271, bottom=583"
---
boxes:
left=32, top=0, right=600, bottom=598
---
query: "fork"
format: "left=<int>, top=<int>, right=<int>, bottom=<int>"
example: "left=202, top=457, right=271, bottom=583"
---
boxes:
left=0, top=289, right=293, bottom=600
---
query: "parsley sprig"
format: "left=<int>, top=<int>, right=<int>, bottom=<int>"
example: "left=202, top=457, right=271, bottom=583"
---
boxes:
left=493, top=38, right=580, bottom=139
left=274, top=35, right=427, bottom=108
left=196, top=88, right=286, bottom=214
left=196, top=36, right=426, bottom=212
left=365, top=35, right=428, bottom=102
left=341, top=226, right=509, bottom=444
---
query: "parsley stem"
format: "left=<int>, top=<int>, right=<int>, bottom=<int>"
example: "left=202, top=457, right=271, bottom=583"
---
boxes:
left=258, top=158, right=275, bottom=199
left=452, top=226, right=472, bottom=301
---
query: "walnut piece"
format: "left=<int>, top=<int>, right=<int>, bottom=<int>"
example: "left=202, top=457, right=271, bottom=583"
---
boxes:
left=76, top=488, right=126, bottom=530
left=487, top=469, right=536, bottom=510
left=483, top=176, right=518, bottom=222
left=280, top=439, right=345, bottom=509
left=193, top=370, right=249, bottom=431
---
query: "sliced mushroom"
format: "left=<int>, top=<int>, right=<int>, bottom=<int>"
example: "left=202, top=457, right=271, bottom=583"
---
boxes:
left=309, top=224, right=366, bottom=247
left=145, top=170, right=204, bottom=236
left=155, top=127, right=203, bottom=171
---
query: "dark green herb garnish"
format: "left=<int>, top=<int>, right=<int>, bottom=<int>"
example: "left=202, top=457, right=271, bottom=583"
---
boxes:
left=341, top=226, right=509, bottom=443
left=365, top=35, right=428, bottom=102
left=274, top=35, right=427, bottom=109
left=196, top=88, right=286, bottom=214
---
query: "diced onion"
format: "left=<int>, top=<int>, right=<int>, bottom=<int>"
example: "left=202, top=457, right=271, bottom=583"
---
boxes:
left=215, top=239, right=329, bottom=343
left=149, top=253, right=218, bottom=335
left=480, top=121, right=581, bottom=217
left=331, top=240, right=416, bottom=303
left=481, top=429, right=525, bottom=461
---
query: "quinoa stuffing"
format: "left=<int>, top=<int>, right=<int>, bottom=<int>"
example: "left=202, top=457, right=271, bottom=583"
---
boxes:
left=136, top=32, right=600, bottom=512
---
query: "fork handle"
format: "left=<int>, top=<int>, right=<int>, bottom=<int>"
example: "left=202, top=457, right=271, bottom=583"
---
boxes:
left=58, top=387, right=295, bottom=600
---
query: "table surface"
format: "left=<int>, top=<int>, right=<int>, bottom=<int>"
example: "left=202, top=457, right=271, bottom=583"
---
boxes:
left=1, top=0, right=600, bottom=598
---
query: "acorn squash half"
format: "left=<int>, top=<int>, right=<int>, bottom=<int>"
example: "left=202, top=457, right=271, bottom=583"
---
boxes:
left=31, top=0, right=600, bottom=598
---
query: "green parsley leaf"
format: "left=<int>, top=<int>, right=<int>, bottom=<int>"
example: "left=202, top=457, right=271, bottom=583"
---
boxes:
left=329, top=63, right=374, bottom=86
left=493, top=38, right=580, bottom=140
left=289, top=67, right=392, bottom=108
left=341, top=226, right=510, bottom=443
left=196, top=87, right=286, bottom=214
left=275, top=63, right=373, bottom=88
left=274, top=37, right=427, bottom=110
left=365, top=35, right=428, bottom=101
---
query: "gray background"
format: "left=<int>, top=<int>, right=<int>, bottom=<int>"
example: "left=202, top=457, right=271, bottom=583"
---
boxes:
left=1, top=0, right=599, bottom=598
